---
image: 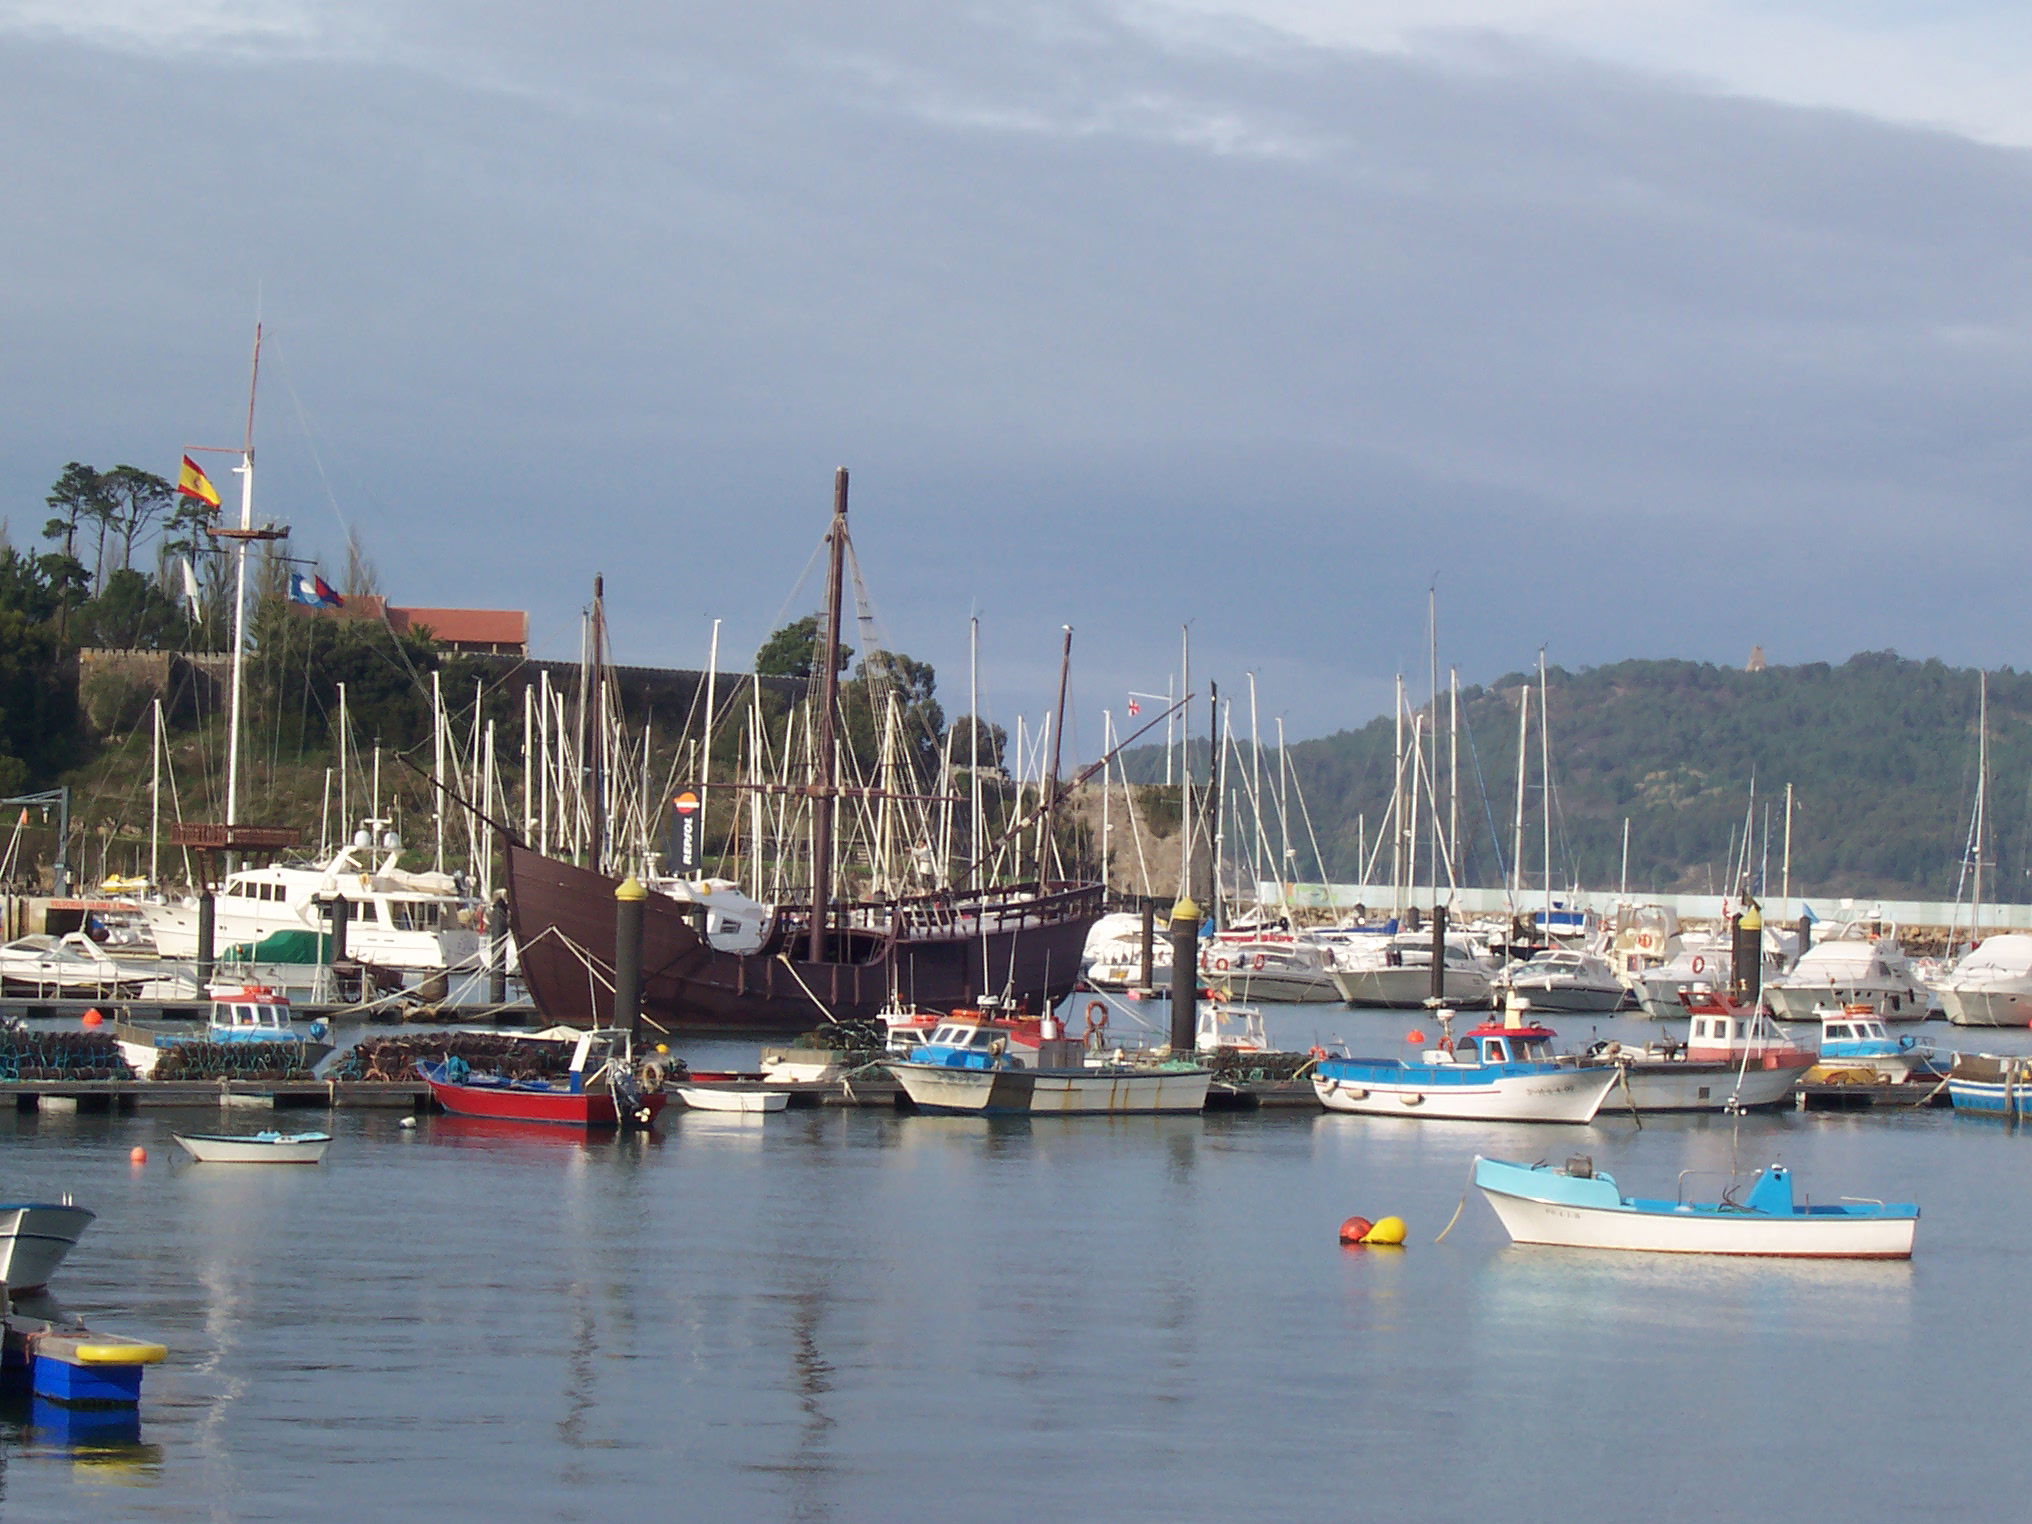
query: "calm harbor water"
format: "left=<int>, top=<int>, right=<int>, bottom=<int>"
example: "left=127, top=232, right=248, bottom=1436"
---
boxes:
left=17, top=1001, right=2032, bottom=1522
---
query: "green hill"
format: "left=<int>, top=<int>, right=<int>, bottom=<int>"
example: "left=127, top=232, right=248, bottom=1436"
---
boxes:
left=1167, top=653, right=2021, bottom=903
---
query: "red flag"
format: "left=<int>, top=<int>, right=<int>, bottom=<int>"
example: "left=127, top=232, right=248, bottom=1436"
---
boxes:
left=1127, top=697, right=1142, bottom=717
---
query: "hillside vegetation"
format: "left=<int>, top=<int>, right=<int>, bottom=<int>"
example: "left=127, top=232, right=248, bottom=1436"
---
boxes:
left=1271, top=653, right=2015, bottom=902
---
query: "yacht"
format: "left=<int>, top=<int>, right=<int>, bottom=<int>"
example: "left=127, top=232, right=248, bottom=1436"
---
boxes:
left=1200, top=932, right=1341, bottom=1003
left=1936, top=933, right=2032, bottom=1028
left=1763, top=922, right=1928, bottom=1024
left=1329, top=933, right=1494, bottom=1009
left=137, top=824, right=482, bottom=976
left=1492, top=949, right=1627, bottom=1014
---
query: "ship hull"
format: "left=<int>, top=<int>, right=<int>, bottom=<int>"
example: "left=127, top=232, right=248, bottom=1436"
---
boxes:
left=504, top=839, right=1103, bottom=1037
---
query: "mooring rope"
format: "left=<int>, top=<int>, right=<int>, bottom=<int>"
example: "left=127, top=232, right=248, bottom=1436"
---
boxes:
left=1433, top=1156, right=1479, bottom=1243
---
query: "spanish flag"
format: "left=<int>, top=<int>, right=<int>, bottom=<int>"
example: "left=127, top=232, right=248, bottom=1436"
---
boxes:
left=177, top=454, right=221, bottom=509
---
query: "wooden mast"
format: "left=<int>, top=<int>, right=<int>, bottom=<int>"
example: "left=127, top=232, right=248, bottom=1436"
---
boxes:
left=806, top=468, right=850, bottom=963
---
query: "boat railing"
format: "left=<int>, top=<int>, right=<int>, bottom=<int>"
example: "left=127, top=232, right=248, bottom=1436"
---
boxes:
left=1675, top=1169, right=1736, bottom=1206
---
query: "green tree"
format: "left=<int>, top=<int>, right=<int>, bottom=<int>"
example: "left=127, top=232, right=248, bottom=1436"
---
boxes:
left=249, top=597, right=441, bottom=754
left=755, top=615, right=852, bottom=680
left=0, top=609, right=82, bottom=793
left=72, top=567, right=193, bottom=651
left=100, top=466, right=175, bottom=574
left=946, top=714, right=1007, bottom=770
left=0, top=545, right=58, bottom=625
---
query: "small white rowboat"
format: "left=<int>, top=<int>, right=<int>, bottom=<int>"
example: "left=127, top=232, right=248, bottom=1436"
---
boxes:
left=173, top=1131, right=333, bottom=1164
left=675, top=1086, right=789, bottom=1114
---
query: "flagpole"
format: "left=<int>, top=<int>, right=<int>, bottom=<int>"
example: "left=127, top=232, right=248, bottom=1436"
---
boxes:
left=225, top=324, right=263, bottom=843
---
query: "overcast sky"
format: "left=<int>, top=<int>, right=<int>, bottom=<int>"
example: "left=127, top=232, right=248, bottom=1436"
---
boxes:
left=5, top=0, right=2030, bottom=754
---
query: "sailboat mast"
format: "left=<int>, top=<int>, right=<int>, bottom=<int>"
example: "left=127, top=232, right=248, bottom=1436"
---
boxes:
left=224, top=323, right=263, bottom=838
left=1538, top=649, right=1551, bottom=928
left=968, top=617, right=982, bottom=875
left=150, top=698, right=164, bottom=888
left=1975, top=671, right=1988, bottom=946
left=1782, top=782, right=1794, bottom=923
left=806, top=468, right=849, bottom=963
left=1509, top=683, right=1528, bottom=905
left=1044, top=624, right=1072, bottom=882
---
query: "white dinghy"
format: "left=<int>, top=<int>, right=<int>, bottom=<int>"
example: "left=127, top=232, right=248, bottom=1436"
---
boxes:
left=173, top=1130, right=333, bottom=1164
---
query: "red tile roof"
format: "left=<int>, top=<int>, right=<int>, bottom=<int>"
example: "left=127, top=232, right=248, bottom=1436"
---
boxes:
left=389, top=607, right=528, bottom=647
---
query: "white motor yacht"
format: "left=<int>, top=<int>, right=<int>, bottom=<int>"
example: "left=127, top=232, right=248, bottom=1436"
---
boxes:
left=1493, top=949, right=1627, bottom=1014
left=1936, top=933, right=2032, bottom=1028
left=1201, top=933, right=1340, bottom=1003
left=1763, top=922, right=1928, bottom=1024
left=137, top=823, right=481, bottom=976
left=1329, top=933, right=1494, bottom=1009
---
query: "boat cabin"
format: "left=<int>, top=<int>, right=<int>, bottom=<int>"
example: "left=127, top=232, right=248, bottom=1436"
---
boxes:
left=1434, top=1022, right=1561, bottom=1066
left=908, top=1009, right=1064, bottom=1071
left=1675, top=990, right=1813, bottom=1065
left=205, top=986, right=325, bottom=1044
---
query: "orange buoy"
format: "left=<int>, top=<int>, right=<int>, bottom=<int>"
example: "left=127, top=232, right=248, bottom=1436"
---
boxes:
left=1406, top=1029, right=1427, bottom=1045
left=129, top=1146, right=147, bottom=1165
left=1338, top=1215, right=1374, bottom=1244
left=81, top=1008, right=104, bottom=1029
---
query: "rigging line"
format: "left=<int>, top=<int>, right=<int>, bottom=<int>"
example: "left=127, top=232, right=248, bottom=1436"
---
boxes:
left=1462, top=705, right=1510, bottom=897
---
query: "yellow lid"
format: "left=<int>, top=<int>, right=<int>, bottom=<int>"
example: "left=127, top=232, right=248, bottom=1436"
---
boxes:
left=1170, top=897, right=1199, bottom=923
left=614, top=876, right=649, bottom=903
left=73, top=1342, right=168, bottom=1366
left=1741, top=904, right=1762, bottom=931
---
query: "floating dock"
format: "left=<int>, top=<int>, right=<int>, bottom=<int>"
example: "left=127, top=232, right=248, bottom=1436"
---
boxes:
left=0, top=998, right=538, bottom=1026
left=1, top=1080, right=428, bottom=1112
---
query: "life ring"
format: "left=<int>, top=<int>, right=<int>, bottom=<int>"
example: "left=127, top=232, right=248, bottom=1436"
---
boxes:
left=1690, top=956, right=1706, bottom=975
left=639, top=1060, right=667, bottom=1090
left=1214, top=956, right=1229, bottom=972
left=1083, top=1002, right=1110, bottom=1042
left=1253, top=953, right=1267, bottom=972
left=1308, top=1046, right=1327, bottom=1061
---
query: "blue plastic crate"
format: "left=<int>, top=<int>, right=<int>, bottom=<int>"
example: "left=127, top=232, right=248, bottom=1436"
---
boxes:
left=32, top=1355, right=143, bottom=1406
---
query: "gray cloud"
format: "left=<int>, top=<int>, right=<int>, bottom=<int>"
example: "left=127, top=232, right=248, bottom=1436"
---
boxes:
left=4, top=2, right=2029, bottom=741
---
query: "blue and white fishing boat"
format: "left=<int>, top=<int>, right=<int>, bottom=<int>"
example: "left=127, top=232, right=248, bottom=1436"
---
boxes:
left=113, top=985, right=333, bottom=1078
left=1474, top=1156, right=1919, bottom=1258
left=1946, top=1054, right=2032, bottom=1117
left=1312, top=1012, right=1619, bottom=1124
left=1813, top=1004, right=1947, bottom=1083
left=886, top=1009, right=1211, bottom=1116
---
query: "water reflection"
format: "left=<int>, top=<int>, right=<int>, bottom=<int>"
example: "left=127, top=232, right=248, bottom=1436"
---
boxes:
left=11, top=1396, right=163, bottom=1476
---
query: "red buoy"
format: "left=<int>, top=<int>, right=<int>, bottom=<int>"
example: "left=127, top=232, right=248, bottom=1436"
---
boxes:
left=1406, top=1029, right=1426, bottom=1045
left=129, top=1146, right=147, bottom=1165
left=81, top=1008, right=104, bottom=1029
left=1338, top=1216, right=1374, bottom=1244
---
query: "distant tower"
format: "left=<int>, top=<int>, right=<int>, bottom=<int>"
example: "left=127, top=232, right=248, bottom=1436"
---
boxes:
left=1746, top=645, right=1767, bottom=672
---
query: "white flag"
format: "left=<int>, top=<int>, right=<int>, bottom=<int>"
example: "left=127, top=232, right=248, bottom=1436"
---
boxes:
left=181, top=557, right=202, bottom=619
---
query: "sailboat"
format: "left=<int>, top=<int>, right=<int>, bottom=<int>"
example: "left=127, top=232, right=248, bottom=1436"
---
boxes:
left=504, top=471, right=1106, bottom=1036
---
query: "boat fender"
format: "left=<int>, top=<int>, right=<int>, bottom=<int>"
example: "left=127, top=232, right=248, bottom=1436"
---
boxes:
left=1399, top=1093, right=1425, bottom=1107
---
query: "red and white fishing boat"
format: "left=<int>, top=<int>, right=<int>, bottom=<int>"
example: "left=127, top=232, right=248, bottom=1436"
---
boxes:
left=417, top=1029, right=667, bottom=1128
left=1594, top=987, right=1815, bottom=1111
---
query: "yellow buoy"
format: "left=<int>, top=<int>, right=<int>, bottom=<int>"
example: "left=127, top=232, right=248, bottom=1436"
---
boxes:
left=1362, top=1215, right=1408, bottom=1246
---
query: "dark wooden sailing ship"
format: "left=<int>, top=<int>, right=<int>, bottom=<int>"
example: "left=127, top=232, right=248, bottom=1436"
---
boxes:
left=504, top=841, right=1101, bottom=1034
left=503, top=468, right=1106, bottom=1036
